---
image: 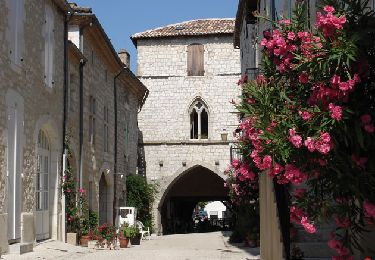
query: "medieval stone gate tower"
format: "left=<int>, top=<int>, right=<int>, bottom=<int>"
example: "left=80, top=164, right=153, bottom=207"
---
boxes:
left=132, top=19, right=241, bottom=234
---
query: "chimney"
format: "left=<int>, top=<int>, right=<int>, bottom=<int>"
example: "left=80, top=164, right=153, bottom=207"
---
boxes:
left=118, top=49, right=130, bottom=69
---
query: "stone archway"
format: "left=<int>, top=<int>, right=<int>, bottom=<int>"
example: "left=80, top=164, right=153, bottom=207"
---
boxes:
left=97, top=167, right=114, bottom=225
left=154, top=163, right=229, bottom=234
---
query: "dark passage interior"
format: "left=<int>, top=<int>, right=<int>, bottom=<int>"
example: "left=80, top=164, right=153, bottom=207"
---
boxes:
left=160, top=166, right=230, bottom=234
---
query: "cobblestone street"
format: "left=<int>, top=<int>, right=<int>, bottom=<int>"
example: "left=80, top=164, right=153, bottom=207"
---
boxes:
left=2, top=232, right=260, bottom=260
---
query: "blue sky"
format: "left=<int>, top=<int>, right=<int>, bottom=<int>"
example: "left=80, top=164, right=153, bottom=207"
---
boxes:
left=73, top=0, right=238, bottom=71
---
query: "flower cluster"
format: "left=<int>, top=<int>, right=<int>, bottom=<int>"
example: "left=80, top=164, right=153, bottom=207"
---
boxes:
left=233, top=1, right=375, bottom=258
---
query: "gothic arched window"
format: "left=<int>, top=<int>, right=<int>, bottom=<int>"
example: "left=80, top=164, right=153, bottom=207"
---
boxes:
left=190, top=100, right=208, bottom=139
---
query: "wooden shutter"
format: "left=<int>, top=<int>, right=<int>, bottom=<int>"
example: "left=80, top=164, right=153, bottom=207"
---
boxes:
left=187, top=44, right=204, bottom=76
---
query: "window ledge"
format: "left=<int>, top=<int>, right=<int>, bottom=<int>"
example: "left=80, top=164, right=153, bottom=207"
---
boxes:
left=141, top=140, right=239, bottom=146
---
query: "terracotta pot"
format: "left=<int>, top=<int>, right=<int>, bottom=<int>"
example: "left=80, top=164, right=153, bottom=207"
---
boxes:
left=119, top=237, right=130, bottom=248
left=80, top=235, right=91, bottom=247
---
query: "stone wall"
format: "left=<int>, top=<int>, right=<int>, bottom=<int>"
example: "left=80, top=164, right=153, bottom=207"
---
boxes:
left=137, top=36, right=241, bottom=142
left=68, top=31, right=141, bottom=222
left=0, top=0, right=65, bottom=251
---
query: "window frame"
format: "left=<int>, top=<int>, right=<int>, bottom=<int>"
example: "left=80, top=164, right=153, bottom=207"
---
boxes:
left=89, top=96, right=96, bottom=146
left=189, top=100, right=209, bottom=140
left=103, top=105, right=109, bottom=153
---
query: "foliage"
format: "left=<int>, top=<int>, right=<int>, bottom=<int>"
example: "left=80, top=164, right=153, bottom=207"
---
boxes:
left=231, top=0, right=375, bottom=258
left=62, top=135, right=79, bottom=233
left=197, top=201, right=208, bottom=209
left=119, top=223, right=139, bottom=239
left=126, top=174, right=157, bottom=231
left=97, top=223, right=116, bottom=243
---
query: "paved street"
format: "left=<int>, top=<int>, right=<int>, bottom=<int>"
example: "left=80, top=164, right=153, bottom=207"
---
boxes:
left=2, top=232, right=260, bottom=260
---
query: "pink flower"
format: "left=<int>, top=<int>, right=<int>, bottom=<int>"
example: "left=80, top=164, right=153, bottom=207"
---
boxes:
left=320, top=132, right=331, bottom=143
left=331, top=75, right=341, bottom=86
left=323, top=5, right=335, bottom=13
left=363, top=201, right=375, bottom=218
left=279, top=19, right=291, bottom=26
left=298, top=72, right=309, bottom=84
left=268, top=163, right=284, bottom=177
left=79, top=188, right=86, bottom=194
left=299, top=111, right=312, bottom=121
left=364, top=124, right=375, bottom=133
left=289, top=135, right=303, bottom=148
left=301, top=216, right=316, bottom=233
left=361, top=114, right=372, bottom=124
left=293, top=188, right=306, bottom=199
left=304, top=137, right=315, bottom=152
left=351, top=154, right=368, bottom=169
left=256, top=74, right=267, bottom=85
left=329, top=103, right=343, bottom=121
left=284, top=164, right=307, bottom=185
left=335, top=216, right=351, bottom=228
left=287, top=32, right=295, bottom=40
left=247, top=98, right=256, bottom=104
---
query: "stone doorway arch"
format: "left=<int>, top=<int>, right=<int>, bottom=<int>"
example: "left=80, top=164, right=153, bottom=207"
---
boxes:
left=98, top=170, right=114, bottom=225
left=154, top=163, right=229, bottom=234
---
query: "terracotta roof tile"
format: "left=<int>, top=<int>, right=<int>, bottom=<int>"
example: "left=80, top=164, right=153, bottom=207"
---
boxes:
left=131, top=18, right=235, bottom=42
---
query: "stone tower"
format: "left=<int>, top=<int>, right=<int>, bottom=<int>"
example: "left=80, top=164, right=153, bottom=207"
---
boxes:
left=132, top=19, right=241, bottom=234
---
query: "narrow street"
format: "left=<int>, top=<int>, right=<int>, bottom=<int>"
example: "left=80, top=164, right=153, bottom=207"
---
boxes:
left=3, top=232, right=260, bottom=260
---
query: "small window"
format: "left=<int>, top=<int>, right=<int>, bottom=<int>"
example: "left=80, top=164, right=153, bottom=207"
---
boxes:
left=103, top=105, right=109, bottom=152
left=89, top=96, right=96, bottom=146
left=7, top=0, right=25, bottom=65
left=187, top=44, right=204, bottom=76
left=44, top=4, right=55, bottom=87
left=190, top=100, right=208, bottom=139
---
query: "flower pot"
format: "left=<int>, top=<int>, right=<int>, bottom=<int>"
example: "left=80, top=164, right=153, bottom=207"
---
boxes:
left=67, top=232, right=78, bottom=246
left=130, top=234, right=141, bottom=245
left=88, top=240, right=98, bottom=249
left=119, top=237, right=130, bottom=248
left=80, top=235, right=91, bottom=247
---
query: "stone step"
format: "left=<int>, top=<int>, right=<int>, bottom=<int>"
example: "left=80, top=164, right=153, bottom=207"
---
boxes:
left=8, top=243, right=33, bottom=255
left=293, top=242, right=335, bottom=258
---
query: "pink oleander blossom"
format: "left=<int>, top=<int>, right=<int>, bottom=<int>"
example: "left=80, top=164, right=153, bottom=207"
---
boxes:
left=299, top=111, right=312, bottom=121
left=363, top=201, right=375, bottom=219
left=329, top=103, right=343, bottom=121
left=335, top=216, right=351, bottom=228
left=304, top=137, right=316, bottom=152
left=284, top=164, right=307, bottom=185
left=301, top=216, right=317, bottom=233
left=288, top=128, right=303, bottom=148
left=351, top=154, right=368, bottom=169
left=293, top=188, right=306, bottom=199
left=298, top=72, right=309, bottom=84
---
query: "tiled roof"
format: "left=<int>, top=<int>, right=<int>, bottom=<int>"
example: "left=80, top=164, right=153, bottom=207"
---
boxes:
left=131, top=18, right=235, bottom=43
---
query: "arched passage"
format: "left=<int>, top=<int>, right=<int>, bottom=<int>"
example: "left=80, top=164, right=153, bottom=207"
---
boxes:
left=156, top=164, right=229, bottom=234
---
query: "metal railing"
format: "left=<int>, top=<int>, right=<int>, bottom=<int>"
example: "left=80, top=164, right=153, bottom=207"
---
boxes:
left=230, top=145, right=242, bottom=162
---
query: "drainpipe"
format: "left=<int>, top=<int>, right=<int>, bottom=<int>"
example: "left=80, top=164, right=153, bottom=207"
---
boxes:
left=78, top=23, right=91, bottom=190
left=113, top=67, right=126, bottom=224
left=79, top=57, right=86, bottom=191
left=62, top=8, right=74, bottom=243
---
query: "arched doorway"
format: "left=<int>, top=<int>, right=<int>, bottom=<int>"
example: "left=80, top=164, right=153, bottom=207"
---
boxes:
left=99, top=172, right=109, bottom=225
left=35, top=129, right=50, bottom=240
left=157, top=165, right=229, bottom=234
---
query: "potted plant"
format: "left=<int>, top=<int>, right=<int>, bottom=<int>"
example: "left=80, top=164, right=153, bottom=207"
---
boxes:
left=97, top=223, right=116, bottom=249
left=130, top=225, right=141, bottom=245
left=118, top=224, right=134, bottom=248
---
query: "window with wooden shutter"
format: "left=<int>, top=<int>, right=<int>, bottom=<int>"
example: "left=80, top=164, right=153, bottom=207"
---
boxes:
left=187, top=44, right=204, bottom=76
left=44, top=4, right=55, bottom=87
left=7, top=0, right=25, bottom=66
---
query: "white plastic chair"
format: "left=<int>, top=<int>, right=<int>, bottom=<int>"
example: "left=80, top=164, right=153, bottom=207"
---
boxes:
left=136, top=220, right=151, bottom=240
